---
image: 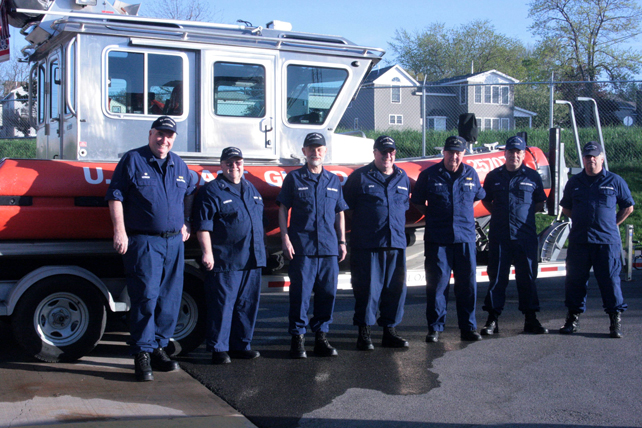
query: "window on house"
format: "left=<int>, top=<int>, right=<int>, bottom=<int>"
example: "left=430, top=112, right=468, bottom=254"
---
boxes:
left=427, top=116, right=447, bottom=131
left=474, top=86, right=482, bottom=104
left=354, top=117, right=359, bottom=129
left=492, top=118, right=500, bottom=130
left=476, top=118, right=482, bottom=129
left=389, top=114, right=403, bottom=125
left=484, top=86, right=491, bottom=104
left=214, top=62, right=266, bottom=117
left=501, top=86, right=509, bottom=105
left=459, top=85, right=466, bottom=105
left=492, top=86, right=500, bottom=104
left=501, top=118, right=510, bottom=130
left=391, top=77, right=401, bottom=103
left=484, top=118, right=491, bottom=130
left=107, top=50, right=185, bottom=116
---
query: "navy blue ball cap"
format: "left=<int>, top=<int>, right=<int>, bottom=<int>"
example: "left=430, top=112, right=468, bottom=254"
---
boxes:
left=373, top=135, right=396, bottom=151
left=582, top=141, right=603, bottom=157
left=221, top=146, right=244, bottom=161
left=151, top=115, right=177, bottom=133
left=303, top=133, right=326, bottom=147
left=505, top=136, right=526, bottom=151
left=443, top=135, right=467, bottom=152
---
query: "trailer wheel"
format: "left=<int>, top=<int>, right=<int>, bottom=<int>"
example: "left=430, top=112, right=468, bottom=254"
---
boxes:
left=11, top=276, right=106, bottom=363
left=170, top=276, right=206, bottom=356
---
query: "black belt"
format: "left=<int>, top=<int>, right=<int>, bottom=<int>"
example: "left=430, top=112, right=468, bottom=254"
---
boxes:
left=128, top=230, right=181, bottom=238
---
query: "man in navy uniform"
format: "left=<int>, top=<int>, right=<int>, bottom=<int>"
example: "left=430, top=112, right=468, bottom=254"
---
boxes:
left=106, top=116, right=196, bottom=381
left=277, top=133, right=348, bottom=358
left=193, top=147, right=265, bottom=364
left=559, top=141, right=634, bottom=338
left=411, top=135, right=485, bottom=343
left=480, top=136, right=548, bottom=336
left=343, top=135, right=410, bottom=350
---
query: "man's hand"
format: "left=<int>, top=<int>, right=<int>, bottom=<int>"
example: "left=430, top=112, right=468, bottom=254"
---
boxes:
left=182, top=222, right=191, bottom=242
left=113, top=229, right=128, bottom=255
left=282, top=235, right=295, bottom=260
left=338, top=243, right=347, bottom=262
left=201, top=252, right=214, bottom=271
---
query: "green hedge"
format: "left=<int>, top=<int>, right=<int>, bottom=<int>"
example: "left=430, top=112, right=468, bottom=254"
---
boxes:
left=0, top=139, right=36, bottom=159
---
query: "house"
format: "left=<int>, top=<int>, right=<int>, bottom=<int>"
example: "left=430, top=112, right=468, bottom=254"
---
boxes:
left=0, top=86, right=36, bottom=138
left=339, top=66, right=537, bottom=134
left=339, top=65, right=420, bottom=132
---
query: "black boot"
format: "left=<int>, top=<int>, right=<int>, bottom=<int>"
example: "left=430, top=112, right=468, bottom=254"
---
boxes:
left=382, top=327, right=409, bottom=348
left=609, top=312, right=623, bottom=338
left=134, top=351, right=154, bottom=382
left=425, top=328, right=439, bottom=343
left=480, top=312, right=499, bottom=336
left=559, top=311, right=580, bottom=334
left=290, top=334, right=307, bottom=359
left=524, top=311, right=549, bottom=334
left=151, top=347, right=180, bottom=371
left=460, top=330, right=482, bottom=341
left=314, top=331, right=338, bottom=357
left=357, top=325, right=374, bottom=351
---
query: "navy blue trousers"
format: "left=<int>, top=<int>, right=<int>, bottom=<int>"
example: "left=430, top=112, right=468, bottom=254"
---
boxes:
left=565, top=242, right=627, bottom=314
left=351, top=248, right=406, bottom=327
left=425, top=242, right=477, bottom=331
left=123, top=234, right=184, bottom=354
left=288, top=255, right=338, bottom=335
left=204, top=268, right=261, bottom=352
left=483, top=238, right=540, bottom=315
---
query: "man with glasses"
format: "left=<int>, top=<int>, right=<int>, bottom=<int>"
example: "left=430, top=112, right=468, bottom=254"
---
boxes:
left=411, top=135, right=485, bottom=343
left=559, top=141, right=634, bottom=338
left=343, top=135, right=410, bottom=351
left=277, top=133, right=348, bottom=359
left=106, top=116, right=196, bottom=381
left=193, top=147, right=266, bottom=364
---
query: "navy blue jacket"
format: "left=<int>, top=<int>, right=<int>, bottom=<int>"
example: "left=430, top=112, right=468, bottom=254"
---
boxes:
left=410, top=161, right=485, bottom=244
left=193, top=175, right=266, bottom=271
left=343, top=162, right=409, bottom=250
left=106, top=145, right=196, bottom=234
left=276, top=166, right=348, bottom=256
left=560, top=169, right=634, bottom=244
left=483, top=164, right=547, bottom=242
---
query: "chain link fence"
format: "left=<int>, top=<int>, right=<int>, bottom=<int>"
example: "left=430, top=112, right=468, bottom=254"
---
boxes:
left=0, top=97, right=35, bottom=139
left=339, top=80, right=642, bottom=171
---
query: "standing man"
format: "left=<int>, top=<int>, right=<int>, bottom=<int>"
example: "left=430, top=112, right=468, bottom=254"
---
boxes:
left=106, top=116, right=196, bottom=381
left=277, top=132, right=348, bottom=359
left=343, top=135, right=410, bottom=350
left=193, top=147, right=265, bottom=364
left=559, top=141, right=634, bottom=338
left=480, top=136, right=548, bottom=336
left=411, top=135, right=485, bottom=343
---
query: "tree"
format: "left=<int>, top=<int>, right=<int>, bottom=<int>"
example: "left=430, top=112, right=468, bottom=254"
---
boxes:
left=141, top=0, right=217, bottom=21
left=388, top=20, right=529, bottom=81
left=0, top=57, right=30, bottom=97
left=528, top=0, right=642, bottom=81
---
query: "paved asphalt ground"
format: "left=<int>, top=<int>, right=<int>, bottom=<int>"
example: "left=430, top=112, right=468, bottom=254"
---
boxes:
left=1, top=270, right=641, bottom=428
left=177, top=270, right=642, bottom=428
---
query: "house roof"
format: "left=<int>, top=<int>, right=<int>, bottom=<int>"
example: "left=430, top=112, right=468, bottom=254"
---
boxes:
left=514, top=106, right=537, bottom=118
left=363, top=65, right=419, bottom=86
left=432, top=69, right=520, bottom=85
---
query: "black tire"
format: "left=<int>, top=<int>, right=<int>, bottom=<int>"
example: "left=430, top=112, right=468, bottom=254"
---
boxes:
left=170, top=276, right=206, bottom=356
left=11, top=275, right=107, bottom=363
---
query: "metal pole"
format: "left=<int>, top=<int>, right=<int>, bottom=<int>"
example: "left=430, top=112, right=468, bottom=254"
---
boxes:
left=577, top=97, right=608, bottom=171
left=554, top=100, right=583, bottom=169
left=422, top=75, right=427, bottom=158
left=625, top=224, right=634, bottom=281
left=549, top=72, right=555, bottom=129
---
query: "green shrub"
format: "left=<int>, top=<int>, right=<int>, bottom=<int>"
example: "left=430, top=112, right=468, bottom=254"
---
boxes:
left=0, top=139, right=36, bottom=159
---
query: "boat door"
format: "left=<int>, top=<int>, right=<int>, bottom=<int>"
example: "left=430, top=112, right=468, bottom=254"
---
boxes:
left=46, top=51, right=63, bottom=159
left=202, top=51, right=276, bottom=159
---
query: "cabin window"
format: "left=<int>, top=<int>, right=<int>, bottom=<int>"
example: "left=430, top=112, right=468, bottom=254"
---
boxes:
left=37, top=65, right=45, bottom=124
left=106, top=50, right=184, bottom=116
left=213, top=62, right=266, bottom=117
left=66, top=46, right=75, bottom=115
left=286, top=65, right=348, bottom=125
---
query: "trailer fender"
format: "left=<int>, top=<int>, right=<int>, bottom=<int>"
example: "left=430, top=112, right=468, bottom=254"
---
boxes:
left=6, top=266, right=119, bottom=316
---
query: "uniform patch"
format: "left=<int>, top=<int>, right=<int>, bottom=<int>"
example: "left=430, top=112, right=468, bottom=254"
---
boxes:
left=298, top=187, right=308, bottom=191
left=177, top=175, right=186, bottom=183
left=223, top=199, right=233, bottom=204
left=398, top=186, right=408, bottom=191
left=141, top=172, right=151, bottom=179
left=327, top=187, right=338, bottom=192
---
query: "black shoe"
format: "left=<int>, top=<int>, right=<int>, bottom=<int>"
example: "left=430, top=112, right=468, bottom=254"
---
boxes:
left=524, top=312, right=549, bottom=334
left=357, top=325, right=374, bottom=351
left=382, top=327, right=409, bottom=348
left=134, top=352, right=154, bottom=382
left=211, top=351, right=231, bottom=364
left=425, top=329, right=439, bottom=343
left=609, top=312, right=623, bottom=338
left=150, top=347, right=180, bottom=372
left=480, top=313, right=499, bottom=336
left=461, top=330, right=482, bottom=341
left=314, top=331, right=338, bottom=357
left=228, top=350, right=261, bottom=359
left=559, top=311, right=580, bottom=334
left=290, top=334, right=307, bottom=359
